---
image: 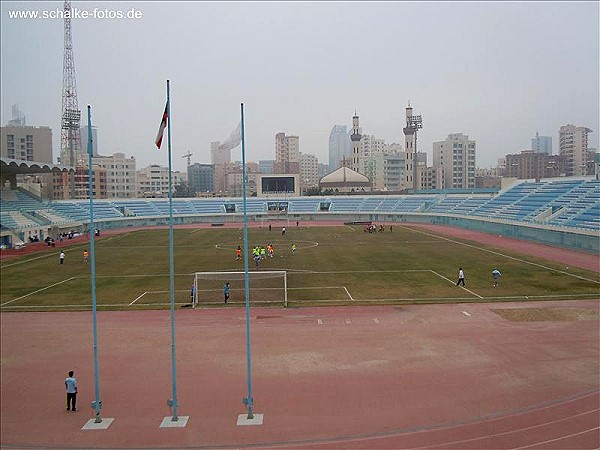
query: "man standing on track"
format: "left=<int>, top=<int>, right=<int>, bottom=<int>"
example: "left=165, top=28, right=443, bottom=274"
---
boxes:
left=65, top=370, right=77, bottom=412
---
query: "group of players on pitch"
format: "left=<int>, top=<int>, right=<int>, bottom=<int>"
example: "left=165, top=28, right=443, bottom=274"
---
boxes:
left=235, top=243, right=297, bottom=268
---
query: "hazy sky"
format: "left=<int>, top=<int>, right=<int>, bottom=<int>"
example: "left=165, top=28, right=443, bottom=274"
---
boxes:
left=1, top=1, right=598, bottom=173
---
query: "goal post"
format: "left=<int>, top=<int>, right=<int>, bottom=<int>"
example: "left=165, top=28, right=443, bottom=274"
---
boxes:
left=193, top=271, right=288, bottom=308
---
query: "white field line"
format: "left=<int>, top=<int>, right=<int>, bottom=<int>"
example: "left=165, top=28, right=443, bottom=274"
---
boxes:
left=290, top=269, right=431, bottom=274
left=345, top=318, right=352, bottom=324
left=345, top=225, right=356, bottom=231
left=0, top=304, right=129, bottom=309
left=317, top=319, right=323, bottom=325
left=288, top=286, right=347, bottom=290
left=430, top=270, right=483, bottom=299
left=129, top=292, right=147, bottom=306
left=0, top=252, right=57, bottom=268
left=401, top=225, right=600, bottom=284
left=373, top=318, right=381, bottom=324
left=0, top=277, right=76, bottom=306
left=343, top=286, right=355, bottom=301
left=462, top=311, right=471, bottom=317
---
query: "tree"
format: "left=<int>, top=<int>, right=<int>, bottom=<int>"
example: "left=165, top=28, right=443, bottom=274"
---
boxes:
left=173, top=181, right=195, bottom=198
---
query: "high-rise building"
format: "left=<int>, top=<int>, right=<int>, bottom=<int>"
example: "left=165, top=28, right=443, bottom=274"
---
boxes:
left=137, top=165, right=185, bottom=198
left=259, top=160, right=275, bottom=174
left=559, top=125, right=593, bottom=176
left=432, top=133, right=476, bottom=189
left=7, top=104, right=26, bottom=127
left=531, top=132, right=552, bottom=155
left=1, top=125, right=53, bottom=163
left=359, top=149, right=404, bottom=191
left=504, top=151, right=563, bottom=180
left=328, top=125, right=351, bottom=171
left=359, top=134, right=386, bottom=158
left=300, top=153, right=319, bottom=191
left=274, top=132, right=300, bottom=174
left=211, top=141, right=231, bottom=165
left=51, top=164, right=107, bottom=199
left=80, top=125, right=99, bottom=157
left=350, top=113, right=362, bottom=172
left=93, top=152, right=137, bottom=198
left=188, top=163, right=215, bottom=194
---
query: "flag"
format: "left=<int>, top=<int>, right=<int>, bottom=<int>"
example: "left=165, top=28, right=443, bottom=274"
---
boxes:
left=218, top=121, right=241, bottom=152
left=155, top=102, right=168, bottom=149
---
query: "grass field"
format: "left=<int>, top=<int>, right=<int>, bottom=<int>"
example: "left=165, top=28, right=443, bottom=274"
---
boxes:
left=1, top=225, right=598, bottom=311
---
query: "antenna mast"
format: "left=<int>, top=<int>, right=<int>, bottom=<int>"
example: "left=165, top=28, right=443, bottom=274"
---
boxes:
left=60, top=1, right=83, bottom=173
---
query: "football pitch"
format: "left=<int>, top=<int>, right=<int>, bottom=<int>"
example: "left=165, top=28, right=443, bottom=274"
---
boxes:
left=1, top=225, right=598, bottom=311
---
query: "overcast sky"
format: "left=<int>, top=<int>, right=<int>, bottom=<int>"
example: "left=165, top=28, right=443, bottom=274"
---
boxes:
left=1, top=1, right=598, bottom=172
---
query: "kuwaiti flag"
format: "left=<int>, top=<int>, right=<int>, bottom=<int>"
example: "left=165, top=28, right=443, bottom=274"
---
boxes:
left=155, top=102, right=168, bottom=149
left=218, top=121, right=242, bottom=152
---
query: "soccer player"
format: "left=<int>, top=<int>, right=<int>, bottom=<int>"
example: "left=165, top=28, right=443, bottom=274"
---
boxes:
left=223, top=282, right=230, bottom=304
left=83, top=250, right=88, bottom=263
left=457, top=268, right=465, bottom=286
left=235, top=246, right=242, bottom=261
left=267, top=244, right=274, bottom=258
left=260, top=246, right=267, bottom=260
left=190, top=284, right=196, bottom=306
left=291, top=243, right=297, bottom=255
left=492, top=269, right=501, bottom=287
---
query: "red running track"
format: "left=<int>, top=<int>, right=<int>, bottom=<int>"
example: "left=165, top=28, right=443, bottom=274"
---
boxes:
left=1, top=301, right=598, bottom=449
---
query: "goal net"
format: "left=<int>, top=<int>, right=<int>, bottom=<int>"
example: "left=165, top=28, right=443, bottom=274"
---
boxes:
left=193, top=271, right=287, bottom=308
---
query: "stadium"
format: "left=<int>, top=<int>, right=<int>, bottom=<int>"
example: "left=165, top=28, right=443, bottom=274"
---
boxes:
left=1, top=174, right=599, bottom=449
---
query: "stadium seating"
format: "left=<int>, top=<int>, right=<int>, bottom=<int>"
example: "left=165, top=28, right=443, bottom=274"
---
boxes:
left=1, top=179, right=598, bottom=238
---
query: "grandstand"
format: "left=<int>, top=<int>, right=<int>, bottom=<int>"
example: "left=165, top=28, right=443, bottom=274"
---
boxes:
left=1, top=177, right=598, bottom=252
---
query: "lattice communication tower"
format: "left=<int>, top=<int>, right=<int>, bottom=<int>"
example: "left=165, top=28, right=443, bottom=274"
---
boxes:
left=60, top=1, right=84, bottom=169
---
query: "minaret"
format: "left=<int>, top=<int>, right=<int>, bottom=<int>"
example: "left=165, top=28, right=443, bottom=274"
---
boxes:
left=403, top=103, right=415, bottom=189
left=350, top=111, right=362, bottom=172
left=403, top=102, right=422, bottom=190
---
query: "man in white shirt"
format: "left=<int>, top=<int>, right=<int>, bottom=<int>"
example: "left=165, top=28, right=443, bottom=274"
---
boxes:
left=65, top=370, right=77, bottom=412
left=457, top=268, right=465, bottom=286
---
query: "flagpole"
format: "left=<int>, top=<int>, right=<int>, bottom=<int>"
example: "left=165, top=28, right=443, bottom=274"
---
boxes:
left=166, top=79, right=179, bottom=421
left=87, top=105, right=103, bottom=423
left=240, top=102, right=254, bottom=419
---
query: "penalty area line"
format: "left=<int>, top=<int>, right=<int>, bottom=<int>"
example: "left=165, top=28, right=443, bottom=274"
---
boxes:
left=343, top=286, right=355, bottom=301
left=129, top=292, right=147, bottom=306
left=0, top=277, right=76, bottom=306
left=430, top=270, right=483, bottom=299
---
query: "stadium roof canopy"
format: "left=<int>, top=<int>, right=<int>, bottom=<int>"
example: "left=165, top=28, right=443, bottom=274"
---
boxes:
left=0, top=157, right=73, bottom=175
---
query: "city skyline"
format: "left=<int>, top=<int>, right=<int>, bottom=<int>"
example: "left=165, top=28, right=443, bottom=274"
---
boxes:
left=1, top=1, right=598, bottom=173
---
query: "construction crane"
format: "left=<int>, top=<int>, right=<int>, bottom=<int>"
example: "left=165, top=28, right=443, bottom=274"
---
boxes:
left=182, top=151, right=193, bottom=167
